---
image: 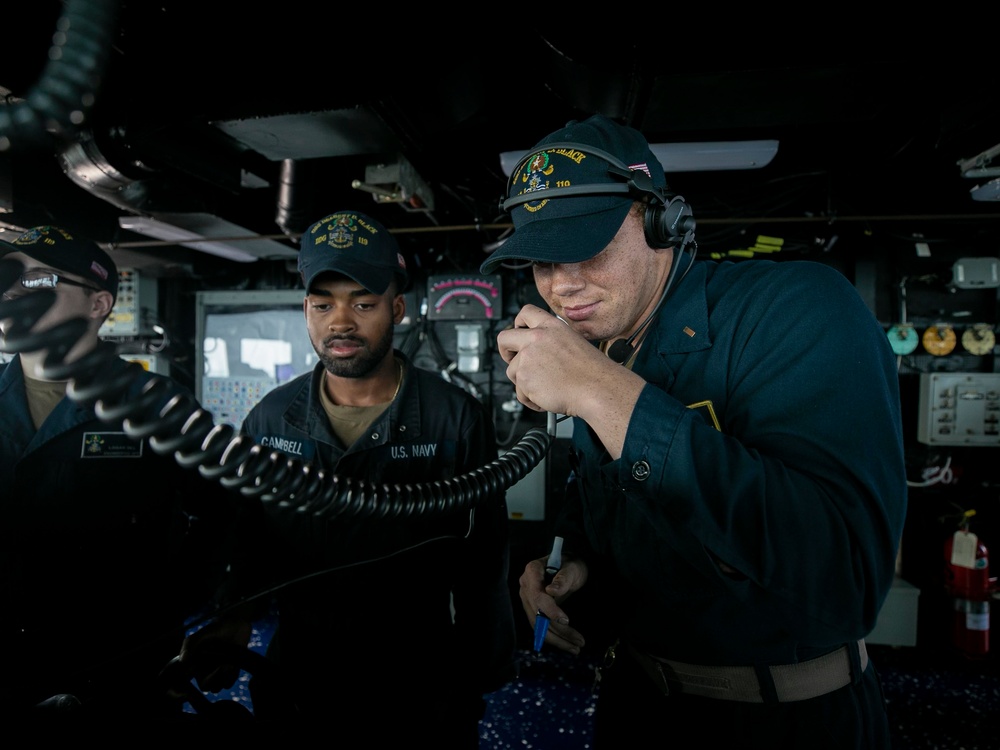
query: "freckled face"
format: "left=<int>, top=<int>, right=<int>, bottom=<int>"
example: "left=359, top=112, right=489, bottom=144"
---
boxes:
left=304, top=274, right=403, bottom=379
left=531, top=209, right=672, bottom=343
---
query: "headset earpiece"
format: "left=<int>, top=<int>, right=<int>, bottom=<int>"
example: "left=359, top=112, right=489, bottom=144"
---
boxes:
left=644, top=193, right=696, bottom=249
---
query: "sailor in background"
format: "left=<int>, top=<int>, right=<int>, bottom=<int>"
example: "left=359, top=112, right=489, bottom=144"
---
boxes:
left=0, top=226, right=235, bottom=725
left=181, top=210, right=517, bottom=744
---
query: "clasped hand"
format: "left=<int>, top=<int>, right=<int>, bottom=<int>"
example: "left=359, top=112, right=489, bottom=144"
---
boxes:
left=178, top=617, right=253, bottom=693
left=497, top=304, right=614, bottom=417
left=519, top=555, right=588, bottom=655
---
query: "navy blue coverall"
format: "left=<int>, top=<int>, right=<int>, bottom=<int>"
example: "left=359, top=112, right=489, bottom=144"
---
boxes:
left=555, top=259, right=907, bottom=747
left=0, top=356, right=235, bottom=723
left=222, top=351, right=517, bottom=742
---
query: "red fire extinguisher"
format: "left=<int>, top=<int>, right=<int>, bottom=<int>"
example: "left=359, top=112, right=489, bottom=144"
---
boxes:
left=943, top=508, right=997, bottom=659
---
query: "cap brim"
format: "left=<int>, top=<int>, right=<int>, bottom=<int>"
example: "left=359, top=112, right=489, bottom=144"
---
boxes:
left=303, top=259, right=402, bottom=296
left=481, top=201, right=632, bottom=275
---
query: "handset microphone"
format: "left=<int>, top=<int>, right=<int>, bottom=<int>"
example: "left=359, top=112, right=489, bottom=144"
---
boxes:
left=606, top=288, right=668, bottom=364
left=605, top=240, right=697, bottom=365
left=607, top=337, right=636, bottom=365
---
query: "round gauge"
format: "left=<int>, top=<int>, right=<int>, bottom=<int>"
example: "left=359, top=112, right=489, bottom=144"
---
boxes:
left=922, top=325, right=957, bottom=356
left=886, top=324, right=919, bottom=356
left=961, top=324, right=996, bottom=356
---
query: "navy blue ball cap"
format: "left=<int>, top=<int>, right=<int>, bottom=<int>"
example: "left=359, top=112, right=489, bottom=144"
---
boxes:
left=480, top=114, right=666, bottom=275
left=299, top=210, right=409, bottom=294
left=0, top=225, right=119, bottom=301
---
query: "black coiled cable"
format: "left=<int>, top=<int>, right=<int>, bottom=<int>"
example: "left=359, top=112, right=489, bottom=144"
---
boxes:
left=0, top=258, right=552, bottom=521
left=0, top=0, right=121, bottom=151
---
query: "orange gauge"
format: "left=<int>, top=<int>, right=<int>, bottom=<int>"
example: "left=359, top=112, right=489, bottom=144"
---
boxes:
left=886, top=324, right=919, bottom=356
left=961, top=324, right=996, bottom=356
left=922, top=325, right=957, bottom=356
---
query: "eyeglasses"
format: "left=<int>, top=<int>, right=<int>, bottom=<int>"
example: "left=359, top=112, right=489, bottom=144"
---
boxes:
left=2, top=270, right=102, bottom=301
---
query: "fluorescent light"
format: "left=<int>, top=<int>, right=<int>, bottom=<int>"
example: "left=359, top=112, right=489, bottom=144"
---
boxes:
left=499, top=140, right=779, bottom=177
left=119, top=216, right=258, bottom=262
left=970, top=178, right=1000, bottom=201
left=117, top=214, right=301, bottom=263
left=650, top=141, right=779, bottom=172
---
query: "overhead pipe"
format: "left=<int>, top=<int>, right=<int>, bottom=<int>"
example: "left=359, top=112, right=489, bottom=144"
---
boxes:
left=274, top=158, right=318, bottom=238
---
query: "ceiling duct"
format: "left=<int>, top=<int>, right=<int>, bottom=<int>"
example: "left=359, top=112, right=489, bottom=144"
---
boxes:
left=58, top=121, right=270, bottom=228
left=58, top=132, right=158, bottom=214
left=274, top=158, right=320, bottom=238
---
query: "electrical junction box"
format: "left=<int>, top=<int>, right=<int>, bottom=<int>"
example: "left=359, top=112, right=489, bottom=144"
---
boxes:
left=917, top=373, right=1000, bottom=446
left=952, top=257, right=1000, bottom=289
left=100, top=268, right=159, bottom=336
left=119, top=353, right=170, bottom=375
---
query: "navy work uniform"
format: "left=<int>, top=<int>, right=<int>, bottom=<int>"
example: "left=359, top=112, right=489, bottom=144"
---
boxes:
left=558, top=259, right=906, bottom=748
left=0, top=356, right=235, bottom=723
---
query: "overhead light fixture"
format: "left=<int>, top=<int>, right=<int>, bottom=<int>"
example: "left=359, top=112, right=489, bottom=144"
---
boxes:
left=649, top=141, right=779, bottom=172
left=118, top=216, right=257, bottom=262
left=957, top=142, right=1000, bottom=179
left=970, top=178, right=1000, bottom=202
left=117, top=214, right=298, bottom=263
left=499, top=140, right=779, bottom=178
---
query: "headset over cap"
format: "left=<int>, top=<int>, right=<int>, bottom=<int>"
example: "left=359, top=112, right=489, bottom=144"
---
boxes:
left=480, top=114, right=693, bottom=275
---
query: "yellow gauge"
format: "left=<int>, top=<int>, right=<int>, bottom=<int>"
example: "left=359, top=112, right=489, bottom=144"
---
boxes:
left=922, top=325, right=957, bottom=356
left=961, top=324, right=996, bottom=356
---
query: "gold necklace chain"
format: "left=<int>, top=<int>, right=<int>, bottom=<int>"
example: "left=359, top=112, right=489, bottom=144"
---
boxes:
left=390, top=359, right=404, bottom=401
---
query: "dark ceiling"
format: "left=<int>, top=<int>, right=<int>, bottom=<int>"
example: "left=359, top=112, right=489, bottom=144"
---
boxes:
left=3, top=2, right=1000, bottom=282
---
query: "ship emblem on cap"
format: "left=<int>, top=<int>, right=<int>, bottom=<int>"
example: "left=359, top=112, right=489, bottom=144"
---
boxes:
left=329, top=215, right=357, bottom=248
left=516, top=151, right=558, bottom=212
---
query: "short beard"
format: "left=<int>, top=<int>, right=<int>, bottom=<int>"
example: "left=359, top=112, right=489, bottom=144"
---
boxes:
left=314, top=326, right=394, bottom=379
